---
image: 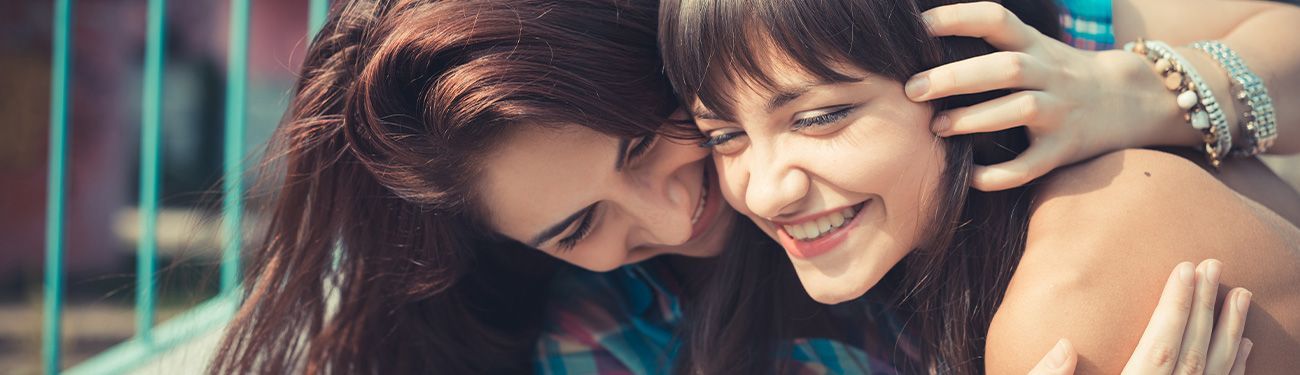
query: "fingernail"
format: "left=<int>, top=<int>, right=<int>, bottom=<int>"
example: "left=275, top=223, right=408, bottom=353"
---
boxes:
left=1242, top=338, right=1254, bottom=358
left=905, top=76, right=930, bottom=99
left=1178, top=262, right=1195, bottom=287
left=921, top=13, right=938, bottom=28
left=1048, top=338, right=1070, bottom=368
left=1206, top=260, right=1222, bottom=287
left=931, top=113, right=951, bottom=134
left=1237, top=289, right=1252, bottom=315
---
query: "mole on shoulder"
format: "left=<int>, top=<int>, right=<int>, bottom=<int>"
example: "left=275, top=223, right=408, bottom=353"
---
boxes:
left=1144, top=172, right=1151, bottom=177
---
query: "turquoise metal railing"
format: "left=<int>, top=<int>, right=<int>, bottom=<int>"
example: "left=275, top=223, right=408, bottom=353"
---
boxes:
left=136, top=0, right=167, bottom=345
left=42, top=1, right=331, bottom=373
left=221, top=0, right=250, bottom=297
left=42, top=0, right=72, bottom=373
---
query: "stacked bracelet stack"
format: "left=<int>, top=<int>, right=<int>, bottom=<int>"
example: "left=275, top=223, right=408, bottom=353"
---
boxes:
left=1191, top=40, right=1278, bottom=157
left=1124, top=39, right=1233, bottom=168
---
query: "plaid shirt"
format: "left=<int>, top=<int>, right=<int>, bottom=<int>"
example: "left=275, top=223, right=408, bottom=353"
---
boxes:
left=1059, top=0, right=1115, bottom=50
left=534, top=258, right=912, bottom=375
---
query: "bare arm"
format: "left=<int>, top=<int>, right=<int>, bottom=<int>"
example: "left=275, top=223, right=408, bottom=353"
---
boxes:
left=1114, top=0, right=1300, bottom=154
left=984, top=149, right=1300, bottom=374
left=910, top=1, right=1300, bottom=192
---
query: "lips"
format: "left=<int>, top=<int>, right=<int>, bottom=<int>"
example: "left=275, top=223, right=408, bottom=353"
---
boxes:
left=690, top=179, right=709, bottom=225
left=773, top=200, right=870, bottom=259
left=688, top=164, right=725, bottom=240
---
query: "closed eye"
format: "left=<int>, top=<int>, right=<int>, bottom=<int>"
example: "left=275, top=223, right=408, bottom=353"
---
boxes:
left=555, top=207, right=597, bottom=252
left=699, top=131, right=743, bottom=148
left=698, top=130, right=747, bottom=155
left=792, top=105, right=856, bottom=130
left=626, top=135, right=657, bottom=163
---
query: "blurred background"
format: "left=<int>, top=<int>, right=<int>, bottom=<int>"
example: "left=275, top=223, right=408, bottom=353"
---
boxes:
left=2, top=0, right=1299, bottom=374
left=2, top=0, right=320, bottom=373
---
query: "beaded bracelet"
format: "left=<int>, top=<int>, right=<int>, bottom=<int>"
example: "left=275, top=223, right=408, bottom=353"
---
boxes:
left=1124, top=39, right=1233, bottom=168
left=1190, top=40, right=1277, bottom=157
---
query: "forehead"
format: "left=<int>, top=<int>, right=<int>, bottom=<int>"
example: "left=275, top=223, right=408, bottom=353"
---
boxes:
left=478, top=124, right=618, bottom=242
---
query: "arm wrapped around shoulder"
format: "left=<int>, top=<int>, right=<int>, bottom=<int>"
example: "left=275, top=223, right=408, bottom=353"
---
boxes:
left=986, top=149, right=1300, bottom=374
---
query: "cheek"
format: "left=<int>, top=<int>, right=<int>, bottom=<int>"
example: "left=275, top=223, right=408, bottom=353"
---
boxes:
left=714, top=155, right=751, bottom=216
left=824, top=105, right=939, bottom=191
left=825, top=103, right=945, bottom=239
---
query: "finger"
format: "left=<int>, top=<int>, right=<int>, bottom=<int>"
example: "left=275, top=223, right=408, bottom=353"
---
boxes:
left=1174, top=259, right=1223, bottom=375
left=1206, top=288, right=1252, bottom=374
left=1228, top=338, right=1252, bottom=375
left=920, top=1, right=1038, bottom=51
left=906, top=51, right=1048, bottom=101
left=970, top=141, right=1068, bottom=191
left=1120, top=261, right=1196, bottom=375
left=932, top=91, right=1060, bottom=136
left=1028, top=338, right=1078, bottom=375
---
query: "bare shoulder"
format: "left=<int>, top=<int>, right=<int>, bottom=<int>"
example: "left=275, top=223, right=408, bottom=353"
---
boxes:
left=1027, top=148, right=1296, bottom=254
left=985, top=149, right=1300, bottom=374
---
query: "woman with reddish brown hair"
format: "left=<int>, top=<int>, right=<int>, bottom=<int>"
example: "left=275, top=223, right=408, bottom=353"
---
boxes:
left=208, top=1, right=682, bottom=372
left=208, top=0, right=1277, bottom=373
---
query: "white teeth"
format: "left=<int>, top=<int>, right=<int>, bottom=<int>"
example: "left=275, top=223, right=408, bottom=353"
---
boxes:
left=816, top=217, right=832, bottom=233
left=829, top=212, right=845, bottom=227
left=789, top=223, right=807, bottom=239
left=781, top=205, right=862, bottom=241
left=800, top=222, right=819, bottom=238
left=691, top=182, right=709, bottom=224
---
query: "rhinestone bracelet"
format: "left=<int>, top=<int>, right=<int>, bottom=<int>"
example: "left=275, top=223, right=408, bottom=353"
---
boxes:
left=1190, top=40, right=1277, bottom=157
left=1124, top=39, right=1232, bottom=168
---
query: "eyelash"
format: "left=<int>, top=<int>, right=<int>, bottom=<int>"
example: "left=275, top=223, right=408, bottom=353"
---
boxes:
left=698, top=106, right=856, bottom=149
left=699, top=132, right=741, bottom=148
left=792, top=106, right=855, bottom=130
left=556, top=209, right=595, bottom=252
left=626, top=135, right=657, bottom=162
left=554, top=136, right=655, bottom=252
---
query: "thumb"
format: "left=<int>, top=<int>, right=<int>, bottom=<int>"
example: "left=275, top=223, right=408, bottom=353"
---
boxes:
left=1028, top=338, right=1079, bottom=375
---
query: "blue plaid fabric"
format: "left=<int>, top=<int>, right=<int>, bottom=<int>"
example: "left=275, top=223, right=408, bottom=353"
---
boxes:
left=1059, top=0, right=1115, bottom=50
left=534, top=259, right=910, bottom=375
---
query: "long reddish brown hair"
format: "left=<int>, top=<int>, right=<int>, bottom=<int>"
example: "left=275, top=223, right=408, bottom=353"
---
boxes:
left=209, top=0, right=675, bottom=373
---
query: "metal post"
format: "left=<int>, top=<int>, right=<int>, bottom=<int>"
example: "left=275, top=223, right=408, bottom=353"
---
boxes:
left=136, top=0, right=167, bottom=345
left=43, top=1, right=74, bottom=373
left=221, top=0, right=250, bottom=295
left=309, top=0, right=329, bottom=38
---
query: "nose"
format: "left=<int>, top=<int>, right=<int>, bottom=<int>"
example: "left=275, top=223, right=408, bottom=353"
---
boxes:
left=617, top=138, right=708, bottom=246
left=743, top=147, right=809, bottom=220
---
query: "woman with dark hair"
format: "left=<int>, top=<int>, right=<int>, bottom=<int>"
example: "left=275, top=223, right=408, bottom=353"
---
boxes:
left=207, top=1, right=690, bottom=372
left=206, top=0, right=1282, bottom=373
left=660, top=0, right=1300, bottom=373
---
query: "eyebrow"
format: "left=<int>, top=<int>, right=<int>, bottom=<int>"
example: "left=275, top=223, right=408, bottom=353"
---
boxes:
left=692, top=83, right=817, bottom=121
left=766, top=86, right=811, bottom=113
left=528, top=204, right=596, bottom=248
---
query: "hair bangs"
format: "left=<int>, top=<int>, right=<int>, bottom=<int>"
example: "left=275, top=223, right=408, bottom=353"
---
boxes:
left=661, top=0, right=939, bottom=119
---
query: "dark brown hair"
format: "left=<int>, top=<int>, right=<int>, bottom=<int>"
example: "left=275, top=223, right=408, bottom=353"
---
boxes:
left=659, top=0, right=1059, bottom=373
left=209, top=0, right=676, bottom=373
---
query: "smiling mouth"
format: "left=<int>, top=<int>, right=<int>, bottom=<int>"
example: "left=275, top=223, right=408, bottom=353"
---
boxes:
left=687, top=163, right=728, bottom=241
left=690, top=177, right=709, bottom=225
left=779, top=202, right=867, bottom=242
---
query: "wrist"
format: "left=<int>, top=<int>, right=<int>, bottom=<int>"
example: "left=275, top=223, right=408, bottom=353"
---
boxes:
left=1095, top=49, right=1201, bottom=149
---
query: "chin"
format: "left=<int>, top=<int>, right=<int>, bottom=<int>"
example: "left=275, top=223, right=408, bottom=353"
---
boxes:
left=678, top=208, right=737, bottom=259
left=788, top=238, right=902, bottom=305
left=791, top=263, right=887, bottom=305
